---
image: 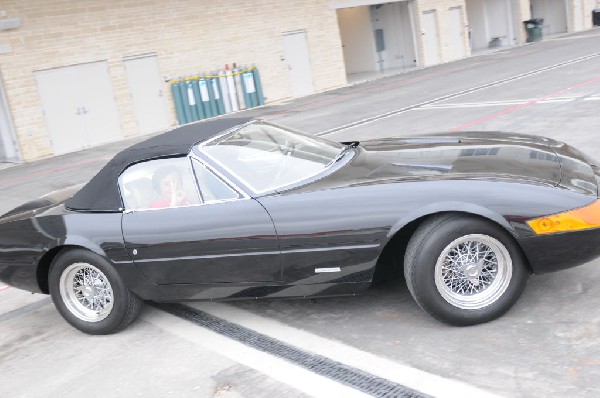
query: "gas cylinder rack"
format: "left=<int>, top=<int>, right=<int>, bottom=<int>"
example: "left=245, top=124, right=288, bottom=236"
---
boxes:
left=171, top=65, right=265, bottom=125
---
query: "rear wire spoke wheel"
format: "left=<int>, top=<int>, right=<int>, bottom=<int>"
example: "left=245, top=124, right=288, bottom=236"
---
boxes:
left=404, top=214, right=529, bottom=326
left=49, top=249, right=142, bottom=335
left=59, top=263, right=114, bottom=322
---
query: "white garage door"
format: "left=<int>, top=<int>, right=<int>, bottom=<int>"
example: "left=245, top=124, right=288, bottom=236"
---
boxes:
left=35, top=61, right=122, bottom=155
left=282, top=30, right=315, bottom=97
left=422, top=10, right=441, bottom=66
left=449, top=6, right=466, bottom=60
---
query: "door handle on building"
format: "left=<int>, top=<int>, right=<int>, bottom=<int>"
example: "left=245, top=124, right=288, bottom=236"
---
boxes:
left=75, top=106, right=88, bottom=115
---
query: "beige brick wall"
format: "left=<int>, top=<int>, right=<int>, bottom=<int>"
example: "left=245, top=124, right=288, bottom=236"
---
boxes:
left=580, top=0, right=598, bottom=30
left=0, top=0, right=347, bottom=160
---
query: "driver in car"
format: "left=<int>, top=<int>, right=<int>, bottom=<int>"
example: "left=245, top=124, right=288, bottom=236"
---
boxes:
left=149, top=166, right=191, bottom=208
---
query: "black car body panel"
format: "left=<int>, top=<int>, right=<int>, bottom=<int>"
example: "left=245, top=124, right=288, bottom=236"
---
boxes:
left=518, top=227, right=600, bottom=274
left=1, top=120, right=599, bottom=302
left=122, top=199, right=281, bottom=285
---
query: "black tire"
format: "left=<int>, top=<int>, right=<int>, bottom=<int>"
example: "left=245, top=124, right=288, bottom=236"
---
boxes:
left=49, top=249, right=142, bottom=335
left=404, top=213, right=529, bottom=326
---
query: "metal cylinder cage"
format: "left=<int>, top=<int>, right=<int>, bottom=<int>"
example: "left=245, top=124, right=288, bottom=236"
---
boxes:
left=171, top=65, right=265, bottom=125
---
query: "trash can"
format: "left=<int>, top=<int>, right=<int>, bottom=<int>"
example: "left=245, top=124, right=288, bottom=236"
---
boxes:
left=523, top=18, right=544, bottom=42
left=593, top=9, right=600, bottom=26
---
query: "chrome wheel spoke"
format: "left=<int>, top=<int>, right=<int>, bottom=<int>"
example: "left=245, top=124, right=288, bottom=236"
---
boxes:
left=435, top=234, right=512, bottom=310
left=59, top=263, right=114, bottom=322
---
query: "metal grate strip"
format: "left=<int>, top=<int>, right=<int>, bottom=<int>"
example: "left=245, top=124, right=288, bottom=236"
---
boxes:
left=154, top=302, right=429, bottom=398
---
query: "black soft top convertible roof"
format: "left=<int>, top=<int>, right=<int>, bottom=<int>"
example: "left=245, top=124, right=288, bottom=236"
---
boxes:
left=66, top=117, right=252, bottom=212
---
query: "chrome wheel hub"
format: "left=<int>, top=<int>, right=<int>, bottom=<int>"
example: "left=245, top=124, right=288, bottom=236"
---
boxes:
left=59, top=263, right=114, bottom=322
left=462, top=259, right=485, bottom=285
left=82, top=286, right=93, bottom=298
left=434, top=234, right=512, bottom=310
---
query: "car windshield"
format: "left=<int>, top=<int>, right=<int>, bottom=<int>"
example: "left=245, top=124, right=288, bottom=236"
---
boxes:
left=200, top=121, right=344, bottom=193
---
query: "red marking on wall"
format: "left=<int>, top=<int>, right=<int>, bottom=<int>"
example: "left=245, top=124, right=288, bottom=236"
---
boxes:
left=0, top=285, right=10, bottom=293
left=450, top=76, right=600, bottom=132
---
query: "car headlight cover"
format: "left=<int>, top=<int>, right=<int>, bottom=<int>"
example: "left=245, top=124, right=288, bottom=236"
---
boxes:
left=527, top=199, right=600, bottom=235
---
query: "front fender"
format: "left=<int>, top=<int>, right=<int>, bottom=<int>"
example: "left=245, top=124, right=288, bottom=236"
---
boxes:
left=388, top=201, right=516, bottom=238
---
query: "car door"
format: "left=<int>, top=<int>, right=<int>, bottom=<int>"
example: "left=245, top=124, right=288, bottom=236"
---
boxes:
left=120, top=156, right=281, bottom=285
left=257, top=186, right=389, bottom=286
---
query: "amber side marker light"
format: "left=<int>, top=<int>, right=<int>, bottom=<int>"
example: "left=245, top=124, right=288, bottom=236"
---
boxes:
left=528, top=200, right=600, bottom=235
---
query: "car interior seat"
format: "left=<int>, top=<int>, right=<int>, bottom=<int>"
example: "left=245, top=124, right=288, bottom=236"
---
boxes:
left=123, top=177, right=156, bottom=210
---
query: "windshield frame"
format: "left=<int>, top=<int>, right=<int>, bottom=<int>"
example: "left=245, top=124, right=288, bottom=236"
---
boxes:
left=195, top=120, right=348, bottom=196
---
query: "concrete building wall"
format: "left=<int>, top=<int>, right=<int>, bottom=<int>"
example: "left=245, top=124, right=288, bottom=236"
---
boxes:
left=0, top=0, right=347, bottom=160
left=0, top=0, right=597, bottom=162
left=574, top=0, right=598, bottom=30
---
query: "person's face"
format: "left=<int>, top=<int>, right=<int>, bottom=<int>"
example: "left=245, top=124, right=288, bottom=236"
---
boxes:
left=159, top=172, right=183, bottom=198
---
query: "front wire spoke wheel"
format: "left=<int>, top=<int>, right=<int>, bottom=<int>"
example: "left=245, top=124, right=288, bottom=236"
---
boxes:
left=405, top=214, right=530, bottom=325
left=59, top=263, right=114, bottom=322
left=434, top=234, right=512, bottom=310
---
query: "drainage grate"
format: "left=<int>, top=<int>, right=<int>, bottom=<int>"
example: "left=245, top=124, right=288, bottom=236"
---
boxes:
left=154, top=302, right=429, bottom=398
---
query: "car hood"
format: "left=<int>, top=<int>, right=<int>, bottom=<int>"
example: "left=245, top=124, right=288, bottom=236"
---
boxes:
left=290, top=132, right=598, bottom=196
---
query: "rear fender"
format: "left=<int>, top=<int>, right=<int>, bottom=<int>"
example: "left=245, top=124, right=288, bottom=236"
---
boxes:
left=61, top=235, right=107, bottom=258
left=34, top=237, right=111, bottom=294
left=53, top=235, right=158, bottom=299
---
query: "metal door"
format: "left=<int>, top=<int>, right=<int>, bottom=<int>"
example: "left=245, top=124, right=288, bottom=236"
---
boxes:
left=282, top=30, right=315, bottom=97
left=36, top=67, right=85, bottom=154
left=449, top=7, right=465, bottom=61
left=123, top=55, right=169, bottom=134
left=422, top=10, right=440, bottom=66
left=77, top=62, right=122, bottom=147
left=35, top=61, right=122, bottom=154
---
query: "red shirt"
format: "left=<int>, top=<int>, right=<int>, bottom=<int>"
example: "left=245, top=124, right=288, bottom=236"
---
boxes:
left=148, top=198, right=191, bottom=209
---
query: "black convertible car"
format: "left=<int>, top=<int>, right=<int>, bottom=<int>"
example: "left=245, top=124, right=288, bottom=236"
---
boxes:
left=1, top=118, right=600, bottom=334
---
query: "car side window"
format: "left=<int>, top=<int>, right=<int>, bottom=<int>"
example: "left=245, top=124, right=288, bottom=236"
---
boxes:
left=119, top=157, right=201, bottom=211
left=192, top=159, right=241, bottom=203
